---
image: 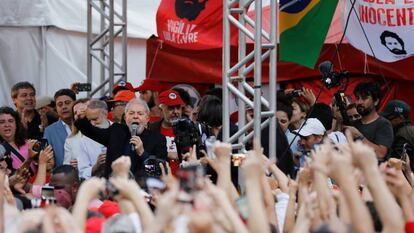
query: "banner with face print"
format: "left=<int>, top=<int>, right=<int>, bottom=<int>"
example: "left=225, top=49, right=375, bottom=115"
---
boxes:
left=343, top=0, right=414, bottom=62
left=156, top=0, right=238, bottom=50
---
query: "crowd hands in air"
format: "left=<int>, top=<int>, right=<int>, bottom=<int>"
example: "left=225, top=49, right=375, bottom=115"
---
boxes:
left=1, top=80, right=414, bottom=233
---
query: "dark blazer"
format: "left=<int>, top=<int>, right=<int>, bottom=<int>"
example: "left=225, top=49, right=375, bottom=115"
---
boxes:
left=149, top=120, right=162, bottom=133
left=75, top=118, right=167, bottom=178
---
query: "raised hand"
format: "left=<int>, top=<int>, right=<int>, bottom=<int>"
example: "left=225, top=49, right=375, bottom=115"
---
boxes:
left=345, top=130, right=377, bottom=171
left=39, top=146, right=53, bottom=165
left=111, top=156, right=131, bottom=178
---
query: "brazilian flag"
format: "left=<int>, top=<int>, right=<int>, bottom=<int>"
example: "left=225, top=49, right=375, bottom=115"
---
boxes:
left=279, top=0, right=338, bottom=69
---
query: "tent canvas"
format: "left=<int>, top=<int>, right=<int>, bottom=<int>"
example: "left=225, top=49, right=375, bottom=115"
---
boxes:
left=146, top=2, right=414, bottom=120
left=0, top=0, right=161, bottom=106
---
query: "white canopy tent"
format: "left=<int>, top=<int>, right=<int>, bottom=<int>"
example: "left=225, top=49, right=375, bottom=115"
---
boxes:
left=0, top=0, right=161, bottom=106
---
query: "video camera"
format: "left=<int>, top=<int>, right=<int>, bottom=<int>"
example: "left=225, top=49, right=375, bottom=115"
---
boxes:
left=172, top=117, right=209, bottom=162
left=319, top=61, right=349, bottom=89
left=319, top=60, right=352, bottom=125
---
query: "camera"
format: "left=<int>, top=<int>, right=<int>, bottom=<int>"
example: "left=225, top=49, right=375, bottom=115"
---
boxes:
left=319, top=60, right=349, bottom=89
left=291, top=89, right=303, bottom=97
left=74, top=83, right=92, bottom=92
left=172, top=118, right=207, bottom=161
left=33, top=139, right=49, bottom=153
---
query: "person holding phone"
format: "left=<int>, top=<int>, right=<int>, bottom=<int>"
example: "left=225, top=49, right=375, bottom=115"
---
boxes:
left=0, top=107, right=37, bottom=172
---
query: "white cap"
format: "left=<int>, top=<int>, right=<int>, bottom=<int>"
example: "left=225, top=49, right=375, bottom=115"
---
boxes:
left=294, top=118, right=326, bottom=137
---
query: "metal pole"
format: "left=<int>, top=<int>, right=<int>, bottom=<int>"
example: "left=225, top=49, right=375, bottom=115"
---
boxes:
left=87, top=0, right=92, bottom=96
left=222, top=0, right=231, bottom=142
left=253, top=0, right=262, bottom=142
left=122, top=0, right=128, bottom=81
left=108, top=0, right=115, bottom=94
left=100, top=0, right=106, bottom=96
left=269, top=0, right=277, bottom=163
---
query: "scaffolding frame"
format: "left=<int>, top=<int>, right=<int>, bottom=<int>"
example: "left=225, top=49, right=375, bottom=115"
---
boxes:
left=87, top=0, right=127, bottom=97
left=223, top=0, right=277, bottom=162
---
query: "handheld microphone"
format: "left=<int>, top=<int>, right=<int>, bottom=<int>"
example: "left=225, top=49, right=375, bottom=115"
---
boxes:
left=131, top=123, right=139, bottom=151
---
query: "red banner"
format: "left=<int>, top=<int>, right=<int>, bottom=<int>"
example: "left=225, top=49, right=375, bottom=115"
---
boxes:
left=156, top=0, right=237, bottom=50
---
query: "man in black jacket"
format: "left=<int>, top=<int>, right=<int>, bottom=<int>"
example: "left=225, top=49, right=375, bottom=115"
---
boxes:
left=75, top=98, right=167, bottom=179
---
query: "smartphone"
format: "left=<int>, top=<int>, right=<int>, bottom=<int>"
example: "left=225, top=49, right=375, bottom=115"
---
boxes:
left=33, top=139, right=49, bottom=153
left=205, top=136, right=216, bottom=160
left=41, top=185, right=55, bottom=199
left=75, top=83, right=92, bottom=92
left=177, top=165, right=204, bottom=194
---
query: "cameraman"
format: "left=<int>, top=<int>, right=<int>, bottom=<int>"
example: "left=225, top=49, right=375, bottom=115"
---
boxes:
left=75, top=98, right=167, bottom=179
left=149, top=90, right=184, bottom=174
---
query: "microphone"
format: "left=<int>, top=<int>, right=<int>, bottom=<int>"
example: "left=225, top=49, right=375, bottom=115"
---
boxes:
left=130, top=123, right=139, bottom=151
left=318, top=60, right=333, bottom=76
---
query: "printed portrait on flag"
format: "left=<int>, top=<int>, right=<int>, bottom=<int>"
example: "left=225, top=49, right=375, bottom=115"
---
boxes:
left=344, top=0, right=414, bottom=62
left=156, top=0, right=238, bottom=50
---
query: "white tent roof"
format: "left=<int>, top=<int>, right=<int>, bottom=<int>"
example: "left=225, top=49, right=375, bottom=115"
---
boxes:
left=0, top=0, right=161, bottom=38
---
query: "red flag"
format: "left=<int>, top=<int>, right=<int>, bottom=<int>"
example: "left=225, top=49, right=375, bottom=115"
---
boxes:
left=156, top=0, right=237, bottom=50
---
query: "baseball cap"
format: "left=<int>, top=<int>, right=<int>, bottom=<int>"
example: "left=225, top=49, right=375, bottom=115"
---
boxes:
left=108, top=90, right=136, bottom=103
left=85, top=217, right=106, bottom=233
left=112, top=81, right=135, bottom=95
left=381, top=99, right=410, bottom=119
left=135, top=79, right=162, bottom=92
left=158, top=90, right=184, bottom=106
left=99, top=200, right=120, bottom=219
left=35, top=96, right=53, bottom=109
left=294, top=118, right=326, bottom=137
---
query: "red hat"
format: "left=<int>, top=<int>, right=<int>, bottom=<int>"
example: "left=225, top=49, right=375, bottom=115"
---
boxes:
left=159, top=90, right=184, bottom=106
left=108, top=90, right=136, bottom=103
left=98, top=200, right=120, bottom=219
left=112, top=81, right=135, bottom=95
left=85, top=217, right=105, bottom=233
left=135, top=79, right=162, bottom=92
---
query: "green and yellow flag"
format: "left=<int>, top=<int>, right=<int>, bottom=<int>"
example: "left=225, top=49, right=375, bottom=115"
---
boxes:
left=279, top=0, right=338, bottom=69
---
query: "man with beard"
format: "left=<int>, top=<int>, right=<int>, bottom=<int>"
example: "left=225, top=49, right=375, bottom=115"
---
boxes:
left=149, top=90, right=184, bottom=174
left=380, top=31, right=407, bottom=55
left=75, top=98, right=167, bottom=179
left=345, top=82, right=393, bottom=160
left=175, top=0, right=208, bottom=21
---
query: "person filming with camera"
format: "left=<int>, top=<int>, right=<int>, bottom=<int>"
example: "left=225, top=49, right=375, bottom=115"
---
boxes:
left=74, top=98, right=167, bottom=180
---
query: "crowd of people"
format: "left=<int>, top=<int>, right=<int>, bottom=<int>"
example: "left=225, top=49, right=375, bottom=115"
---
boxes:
left=1, top=79, right=414, bottom=233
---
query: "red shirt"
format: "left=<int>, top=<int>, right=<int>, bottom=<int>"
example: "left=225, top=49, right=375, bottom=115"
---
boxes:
left=160, top=126, right=179, bottom=175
